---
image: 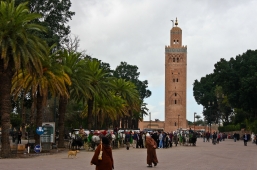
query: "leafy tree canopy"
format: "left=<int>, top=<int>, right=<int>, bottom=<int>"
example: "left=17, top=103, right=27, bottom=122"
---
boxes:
left=15, top=0, right=75, bottom=47
left=113, top=62, right=151, bottom=101
left=193, top=49, right=257, bottom=129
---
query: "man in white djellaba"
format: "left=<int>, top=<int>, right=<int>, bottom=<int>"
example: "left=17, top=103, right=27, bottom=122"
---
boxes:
left=251, top=133, right=255, bottom=143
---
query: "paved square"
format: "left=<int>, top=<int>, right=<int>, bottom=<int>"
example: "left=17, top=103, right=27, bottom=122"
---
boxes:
left=1, top=139, right=256, bottom=170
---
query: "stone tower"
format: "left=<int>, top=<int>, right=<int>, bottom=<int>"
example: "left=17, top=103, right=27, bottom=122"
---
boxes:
left=164, top=18, right=187, bottom=132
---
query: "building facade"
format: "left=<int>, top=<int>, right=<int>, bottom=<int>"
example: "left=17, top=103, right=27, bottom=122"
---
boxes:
left=164, top=18, right=187, bottom=132
left=139, top=18, right=187, bottom=132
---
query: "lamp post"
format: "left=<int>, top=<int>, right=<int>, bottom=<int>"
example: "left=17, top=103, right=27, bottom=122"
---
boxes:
left=193, top=112, right=196, bottom=131
left=149, top=112, right=151, bottom=129
left=178, top=114, right=180, bottom=130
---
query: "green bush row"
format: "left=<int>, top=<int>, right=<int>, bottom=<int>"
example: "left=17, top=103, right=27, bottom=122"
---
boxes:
left=218, top=124, right=241, bottom=132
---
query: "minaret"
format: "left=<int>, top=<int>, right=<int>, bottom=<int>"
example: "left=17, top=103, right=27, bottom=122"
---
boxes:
left=164, top=18, right=187, bottom=132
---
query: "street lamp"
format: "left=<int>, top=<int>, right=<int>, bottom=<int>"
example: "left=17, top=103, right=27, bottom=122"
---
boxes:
left=178, top=115, right=180, bottom=130
left=149, top=112, right=151, bottom=129
left=194, top=112, right=197, bottom=131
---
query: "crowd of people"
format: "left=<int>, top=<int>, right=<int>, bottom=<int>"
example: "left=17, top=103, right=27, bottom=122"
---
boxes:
left=88, top=129, right=257, bottom=170
left=124, top=130, right=179, bottom=149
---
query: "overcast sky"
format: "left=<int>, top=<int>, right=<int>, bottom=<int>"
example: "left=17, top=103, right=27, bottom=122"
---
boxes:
left=69, top=0, right=257, bottom=122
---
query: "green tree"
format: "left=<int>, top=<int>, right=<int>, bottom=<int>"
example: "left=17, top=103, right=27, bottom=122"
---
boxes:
left=113, top=62, right=151, bottom=128
left=214, top=50, right=257, bottom=124
left=113, top=62, right=151, bottom=100
left=12, top=49, right=71, bottom=145
left=94, top=94, right=127, bottom=129
left=195, top=115, right=201, bottom=121
left=193, top=49, right=257, bottom=132
left=16, top=0, right=75, bottom=47
left=193, top=74, right=219, bottom=125
left=84, top=59, right=112, bottom=130
left=55, top=50, right=90, bottom=147
left=10, top=113, right=22, bottom=130
left=109, top=78, right=141, bottom=128
left=0, top=0, right=48, bottom=158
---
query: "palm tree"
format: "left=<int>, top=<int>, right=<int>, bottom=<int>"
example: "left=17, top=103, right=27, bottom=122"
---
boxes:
left=94, top=94, right=127, bottom=129
left=55, top=50, right=89, bottom=148
left=83, top=59, right=112, bottom=130
left=195, top=115, right=201, bottom=121
left=12, top=49, right=71, bottom=145
left=0, top=0, right=48, bottom=158
left=109, top=78, right=141, bottom=128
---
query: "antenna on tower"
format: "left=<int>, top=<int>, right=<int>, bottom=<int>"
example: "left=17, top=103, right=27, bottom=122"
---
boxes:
left=171, top=20, right=174, bottom=28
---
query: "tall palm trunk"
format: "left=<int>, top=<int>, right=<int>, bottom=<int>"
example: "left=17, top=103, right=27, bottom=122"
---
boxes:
left=87, top=97, right=94, bottom=130
left=128, top=110, right=132, bottom=129
left=121, top=118, right=124, bottom=129
left=58, top=95, right=67, bottom=148
left=21, top=104, right=26, bottom=139
left=30, top=96, right=36, bottom=126
left=134, top=118, right=139, bottom=129
left=35, top=90, right=44, bottom=145
left=0, top=63, right=12, bottom=158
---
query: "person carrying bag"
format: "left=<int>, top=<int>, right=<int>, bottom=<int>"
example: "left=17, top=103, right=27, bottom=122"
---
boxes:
left=91, top=137, right=114, bottom=170
left=98, top=144, right=103, bottom=160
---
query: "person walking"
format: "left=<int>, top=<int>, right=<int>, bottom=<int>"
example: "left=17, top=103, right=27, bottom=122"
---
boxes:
left=169, top=132, right=173, bottom=147
left=206, top=131, right=210, bottom=142
left=145, top=133, right=158, bottom=167
left=233, top=133, right=237, bottom=142
left=138, top=132, right=144, bottom=148
left=173, top=133, right=178, bottom=147
left=251, top=133, right=255, bottom=144
left=255, top=134, right=257, bottom=145
left=243, top=133, right=248, bottom=146
left=133, top=132, right=138, bottom=148
left=203, top=132, right=206, bottom=142
left=125, top=131, right=132, bottom=150
left=17, top=130, right=22, bottom=144
left=212, top=132, right=217, bottom=145
left=142, top=132, right=146, bottom=148
left=158, top=132, right=163, bottom=148
left=91, top=137, right=114, bottom=170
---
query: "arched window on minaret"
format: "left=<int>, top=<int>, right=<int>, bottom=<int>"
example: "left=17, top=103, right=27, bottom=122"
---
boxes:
left=175, top=122, right=177, bottom=126
left=177, top=58, right=179, bottom=62
left=173, top=40, right=176, bottom=44
left=177, top=78, right=179, bottom=82
left=173, top=58, right=175, bottom=62
left=177, top=40, right=179, bottom=44
left=175, top=100, right=177, bottom=104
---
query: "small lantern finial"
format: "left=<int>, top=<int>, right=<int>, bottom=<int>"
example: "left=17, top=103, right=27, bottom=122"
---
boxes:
left=175, top=17, right=178, bottom=26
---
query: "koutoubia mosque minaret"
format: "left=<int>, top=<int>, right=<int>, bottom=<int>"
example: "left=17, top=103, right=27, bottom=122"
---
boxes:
left=164, top=18, right=187, bottom=132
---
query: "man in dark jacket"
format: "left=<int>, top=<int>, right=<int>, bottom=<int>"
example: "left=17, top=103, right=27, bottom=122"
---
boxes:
left=125, top=132, right=131, bottom=150
left=17, top=130, right=22, bottom=144
left=243, top=133, right=248, bottom=146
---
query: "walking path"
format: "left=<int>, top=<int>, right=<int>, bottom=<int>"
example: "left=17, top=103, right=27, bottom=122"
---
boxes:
left=1, top=139, right=256, bottom=170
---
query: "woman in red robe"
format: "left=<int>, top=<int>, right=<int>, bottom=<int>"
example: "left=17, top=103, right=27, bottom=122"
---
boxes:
left=145, top=133, right=158, bottom=167
left=91, top=136, right=114, bottom=170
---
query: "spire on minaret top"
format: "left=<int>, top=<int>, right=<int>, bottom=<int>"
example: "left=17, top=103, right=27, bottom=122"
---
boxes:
left=175, top=17, right=178, bottom=26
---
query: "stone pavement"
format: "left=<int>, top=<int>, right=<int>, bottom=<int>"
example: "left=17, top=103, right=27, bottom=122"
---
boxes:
left=1, top=139, right=257, bottom=170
